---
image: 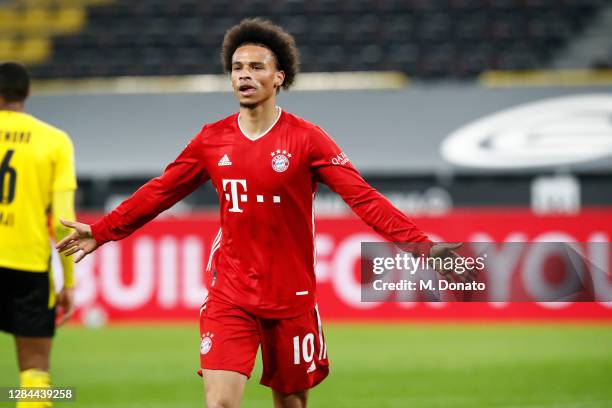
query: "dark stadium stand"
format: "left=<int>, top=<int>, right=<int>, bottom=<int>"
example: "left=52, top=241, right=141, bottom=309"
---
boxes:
left=0, top=0, right=605, bottom=79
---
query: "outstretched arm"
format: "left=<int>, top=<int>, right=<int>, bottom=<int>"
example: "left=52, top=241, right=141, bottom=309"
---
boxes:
left=309, top=126, right=430, bottom=244
left=309, top=127, right=474, bottom=282
left=56, top=129, right=209, bottom=262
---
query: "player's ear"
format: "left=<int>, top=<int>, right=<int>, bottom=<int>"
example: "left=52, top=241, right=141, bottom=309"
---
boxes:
left=274, top=70, right=285, bottom=89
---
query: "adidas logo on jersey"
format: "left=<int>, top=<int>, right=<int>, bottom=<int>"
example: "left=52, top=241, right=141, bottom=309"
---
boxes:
left=218, top=154, right=232, bottom=166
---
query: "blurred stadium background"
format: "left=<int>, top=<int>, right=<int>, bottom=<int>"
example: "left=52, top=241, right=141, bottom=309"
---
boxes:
left=1, top=0, right=612, bottom=407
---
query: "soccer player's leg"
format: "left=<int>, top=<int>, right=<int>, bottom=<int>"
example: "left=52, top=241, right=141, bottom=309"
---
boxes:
left=199, top=298, right=260, bottom=408
left=272, top=390, right=308, bottom=408
left=15, top=337, right=52, bottom=372
left=15, top=342, right=52, bottom=408
left=259, top=305, right=329, bottom=407
left=1, top=267, right=55, bottom=408
left=202, top=370, right=247, bottom=408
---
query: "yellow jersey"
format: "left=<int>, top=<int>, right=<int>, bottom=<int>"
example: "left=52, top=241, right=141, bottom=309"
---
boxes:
left=0, top=111, right=77, bottom=272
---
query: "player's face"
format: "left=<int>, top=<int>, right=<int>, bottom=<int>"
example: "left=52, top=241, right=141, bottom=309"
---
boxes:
left=231, top=45, right=285, bottom=109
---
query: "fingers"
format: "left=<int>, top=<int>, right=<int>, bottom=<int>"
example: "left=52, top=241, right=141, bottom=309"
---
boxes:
left=62, top=239, right=88, bottom=257
left=57, top=240, right=80, bottom=255
left=446, top=242, right=463, bottom=250
left=462, top=262, right=478, bottom=282
left=447, top=250, right=466, bottom=282
left=450, top=249, right=477, bottom=282
left=448, top=269, right=462, bottom=284
left=428, top=243, right=479, bottom=284
left=431, top=249, right=461, bottom=280
left=59, top=238, right=96, bottom=263
left=57, top=295, right=75, bottom=327
left=444, top=247, right=476, bottom=283
left=63, top=245, right=82, bottom=257
left=74, top=248, right=89, bottom=263
left=59, top=218, right=77, bottom=228
left=56, top=293, right=66, bottom=326
left=56, top=220, right=94, bottom=250
left=65, top=245, right=93, bottom=262
left=455, top=267, right=477, bottom=283
left=58, top=305, right=74, bottom=326
left=449, top=250, right=461, bottom=258
left=56, top=232, right=78, bottom=251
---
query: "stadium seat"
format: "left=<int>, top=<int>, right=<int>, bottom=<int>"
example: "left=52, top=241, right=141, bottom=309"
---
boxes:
left=53, top=7, right=86, bottom=34
left=17, top=37, right=52, bottom=65
left=0, top=8, right=19, bottom=33
left=0, top=39, right=13, bottom=61
left=20, top=8, right=53, bottom=34
left=13, top=0, right=608, bottom=79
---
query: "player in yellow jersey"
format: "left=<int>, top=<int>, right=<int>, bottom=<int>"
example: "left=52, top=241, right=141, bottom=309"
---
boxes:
left=0, top=62, right=78, bottom=408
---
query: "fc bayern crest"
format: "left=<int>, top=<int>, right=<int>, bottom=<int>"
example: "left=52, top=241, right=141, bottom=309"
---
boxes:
left=271, top=150, right=292, bottom=173
left=200, top=332, right=214, bottom=355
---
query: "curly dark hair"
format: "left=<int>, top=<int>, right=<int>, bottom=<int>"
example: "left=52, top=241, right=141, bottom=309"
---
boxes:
left=221, top=18, right=300, bottom=90
left=0, top=62, right=30, bottom=103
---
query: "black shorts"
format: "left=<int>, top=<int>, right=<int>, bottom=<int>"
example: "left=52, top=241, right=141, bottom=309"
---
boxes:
left=0, top=267, right=55, bottom=337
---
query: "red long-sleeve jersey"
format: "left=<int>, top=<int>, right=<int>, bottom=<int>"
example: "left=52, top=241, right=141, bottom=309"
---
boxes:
left=92, top=109, right=430, bottom=318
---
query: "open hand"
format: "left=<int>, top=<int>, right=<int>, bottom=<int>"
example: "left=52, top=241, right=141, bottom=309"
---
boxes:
left=55, top=219, right=99, bottom=263
left=428, top=242, right=477, bottom=283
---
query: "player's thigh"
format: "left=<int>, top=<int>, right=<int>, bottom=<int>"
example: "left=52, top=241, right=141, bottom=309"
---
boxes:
left=199, top=298, right=260, bottom=378
left=0, top=267, right=55, bottom=338
left=259, top=305, right=329, bottom=394
left=202, top=369, right=247, bottom=408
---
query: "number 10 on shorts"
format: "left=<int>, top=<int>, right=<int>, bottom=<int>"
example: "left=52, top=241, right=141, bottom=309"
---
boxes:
left=293, top=334, right=315, bottom=364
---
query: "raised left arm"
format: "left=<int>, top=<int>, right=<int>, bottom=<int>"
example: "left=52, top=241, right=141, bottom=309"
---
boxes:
left=308, top=126, right=430, bottom=245
left=308, top=126, right=475, bottom=283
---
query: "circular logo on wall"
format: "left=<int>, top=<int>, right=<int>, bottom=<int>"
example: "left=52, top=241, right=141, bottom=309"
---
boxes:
left=271, top=150, right=291, bottom=172
left=200, top=332, right=214, bottom=355
left=440, top=94, right=612, bottom=169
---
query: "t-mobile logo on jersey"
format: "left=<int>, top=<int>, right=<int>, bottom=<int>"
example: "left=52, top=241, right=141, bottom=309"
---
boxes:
left=222, top=179, right=281, bottom=213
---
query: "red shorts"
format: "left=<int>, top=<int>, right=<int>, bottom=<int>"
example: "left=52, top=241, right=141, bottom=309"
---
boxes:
left=198, top=298, right=329, bottom=394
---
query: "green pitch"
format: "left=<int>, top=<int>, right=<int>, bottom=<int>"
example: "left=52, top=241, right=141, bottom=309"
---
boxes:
left=1, top=323, right=611, bottom=407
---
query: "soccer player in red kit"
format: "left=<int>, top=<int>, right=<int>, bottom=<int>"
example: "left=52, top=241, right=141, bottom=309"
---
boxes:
left=57, top=18, right=464, bottom=408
